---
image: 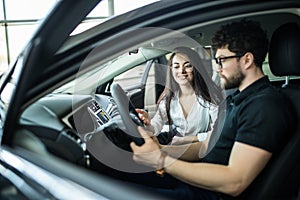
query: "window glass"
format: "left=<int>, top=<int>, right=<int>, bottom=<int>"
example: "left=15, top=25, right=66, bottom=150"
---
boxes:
left=0, top=2, right=4, bottom=20
left=114, top=0, right=159, bottom=15
left=1, top=54, right=24, bottom=106
left=5, top=0, right=57, bottom=20
left=7, top=24, right=39, bottom=64
left=73, top=0, right=160, bottom=35
left=88, top=0, right=109, bottom=17
left=0, top=26, right=8, bottom=73
left=70, top=21, right=104, bottom=35
left=111, top=58, right=166, bottom=117
left=113, top=62, right=147, bottom=89
left=262, top=54, right=300, bottom=82
left=262, top=55, right=277, bottom=80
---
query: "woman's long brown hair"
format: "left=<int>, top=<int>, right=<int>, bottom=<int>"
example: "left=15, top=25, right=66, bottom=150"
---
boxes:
left=156, top=47, right=223, bottom=137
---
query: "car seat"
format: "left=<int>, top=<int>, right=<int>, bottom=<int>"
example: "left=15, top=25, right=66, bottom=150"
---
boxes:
left=244, top=22, right=300, bottom=200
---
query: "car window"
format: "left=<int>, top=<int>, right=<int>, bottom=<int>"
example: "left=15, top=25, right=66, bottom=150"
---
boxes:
left=113, top=62, right=147, bottom=89
left=112, top=58, right=167, bottom=118
left=262, top=54, right=300, bottom=82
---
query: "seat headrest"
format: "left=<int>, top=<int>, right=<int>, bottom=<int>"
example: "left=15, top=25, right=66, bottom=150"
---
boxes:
left=269, top=23, right=300, bottom=76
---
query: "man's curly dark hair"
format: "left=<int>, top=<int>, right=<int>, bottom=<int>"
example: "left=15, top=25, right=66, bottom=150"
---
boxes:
left=211, top=19, right=269, bottom=68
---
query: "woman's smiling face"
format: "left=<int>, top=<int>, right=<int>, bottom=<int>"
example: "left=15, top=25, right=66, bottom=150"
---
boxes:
left=171, top=53, right=194, bottom=87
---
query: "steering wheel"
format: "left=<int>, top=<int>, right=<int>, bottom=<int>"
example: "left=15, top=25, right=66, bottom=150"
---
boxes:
left=110, top=83, right=145, bottom=146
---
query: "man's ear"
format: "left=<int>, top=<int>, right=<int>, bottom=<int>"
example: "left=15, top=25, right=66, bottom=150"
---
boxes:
left=243, top=52, right=254, bottom=70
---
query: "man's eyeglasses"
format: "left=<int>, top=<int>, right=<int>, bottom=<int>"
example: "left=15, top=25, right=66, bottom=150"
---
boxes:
left=214, top=54, right=243, bottom=69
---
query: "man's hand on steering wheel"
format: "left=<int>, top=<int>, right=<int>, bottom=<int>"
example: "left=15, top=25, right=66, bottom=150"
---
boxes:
left=130, top=126, right=162, bottom=168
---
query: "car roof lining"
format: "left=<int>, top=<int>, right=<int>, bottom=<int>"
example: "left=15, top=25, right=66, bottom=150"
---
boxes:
left=180, top=8, right=300, bottom=47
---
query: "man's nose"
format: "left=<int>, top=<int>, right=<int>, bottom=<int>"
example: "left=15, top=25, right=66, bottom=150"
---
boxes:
left=216, top=66, right=222, bottom=73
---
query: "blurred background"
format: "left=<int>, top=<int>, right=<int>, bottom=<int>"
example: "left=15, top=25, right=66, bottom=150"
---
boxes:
left=0, top=0, right=158, bottom=74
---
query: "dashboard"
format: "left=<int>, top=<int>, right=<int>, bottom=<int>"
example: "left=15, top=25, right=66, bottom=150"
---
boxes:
left=19, top=93, right=120, bottom=168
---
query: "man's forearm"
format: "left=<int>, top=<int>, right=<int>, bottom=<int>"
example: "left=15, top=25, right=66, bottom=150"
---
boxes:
left=161, top=142, right=202, bottom=161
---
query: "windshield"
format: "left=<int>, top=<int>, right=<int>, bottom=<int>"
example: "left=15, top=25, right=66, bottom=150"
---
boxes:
left=53, top=47, right=169, bottom=95
left=71, top=0, right=159, bottom=35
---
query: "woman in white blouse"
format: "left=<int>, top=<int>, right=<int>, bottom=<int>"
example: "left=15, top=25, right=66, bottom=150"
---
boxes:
left=136, top=47, right=223, bottom=148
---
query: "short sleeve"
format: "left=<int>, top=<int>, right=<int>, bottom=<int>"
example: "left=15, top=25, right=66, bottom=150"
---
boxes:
left=236, top=93, right=292, bottom=152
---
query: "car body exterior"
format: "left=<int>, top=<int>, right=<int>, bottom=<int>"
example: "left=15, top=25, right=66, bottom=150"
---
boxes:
left=0, top=0, right=299, bottom=199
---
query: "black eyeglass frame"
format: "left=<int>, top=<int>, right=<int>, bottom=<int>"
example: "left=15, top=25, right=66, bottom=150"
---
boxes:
left=214, top=54, right=244, bottom=68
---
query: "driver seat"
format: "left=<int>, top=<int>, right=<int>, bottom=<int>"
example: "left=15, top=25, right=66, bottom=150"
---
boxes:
left=244, top=22, right=300, bottom=199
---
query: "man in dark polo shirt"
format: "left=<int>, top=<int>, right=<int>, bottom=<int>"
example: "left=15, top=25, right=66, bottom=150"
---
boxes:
left=130, top=19, right=294, bottom=199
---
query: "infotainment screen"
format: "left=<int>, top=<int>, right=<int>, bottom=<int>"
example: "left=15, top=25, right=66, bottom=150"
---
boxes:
left=87, top=100, right=110, bottom=125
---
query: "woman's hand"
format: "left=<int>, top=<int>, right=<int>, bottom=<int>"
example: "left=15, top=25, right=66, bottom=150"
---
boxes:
left=130, top=127, right=161, bottom=168
left=135, top=108, right=151, bottom=125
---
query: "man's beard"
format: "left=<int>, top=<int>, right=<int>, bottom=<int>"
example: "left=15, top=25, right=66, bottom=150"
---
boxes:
left=220, top=68, right=244, bottom=90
